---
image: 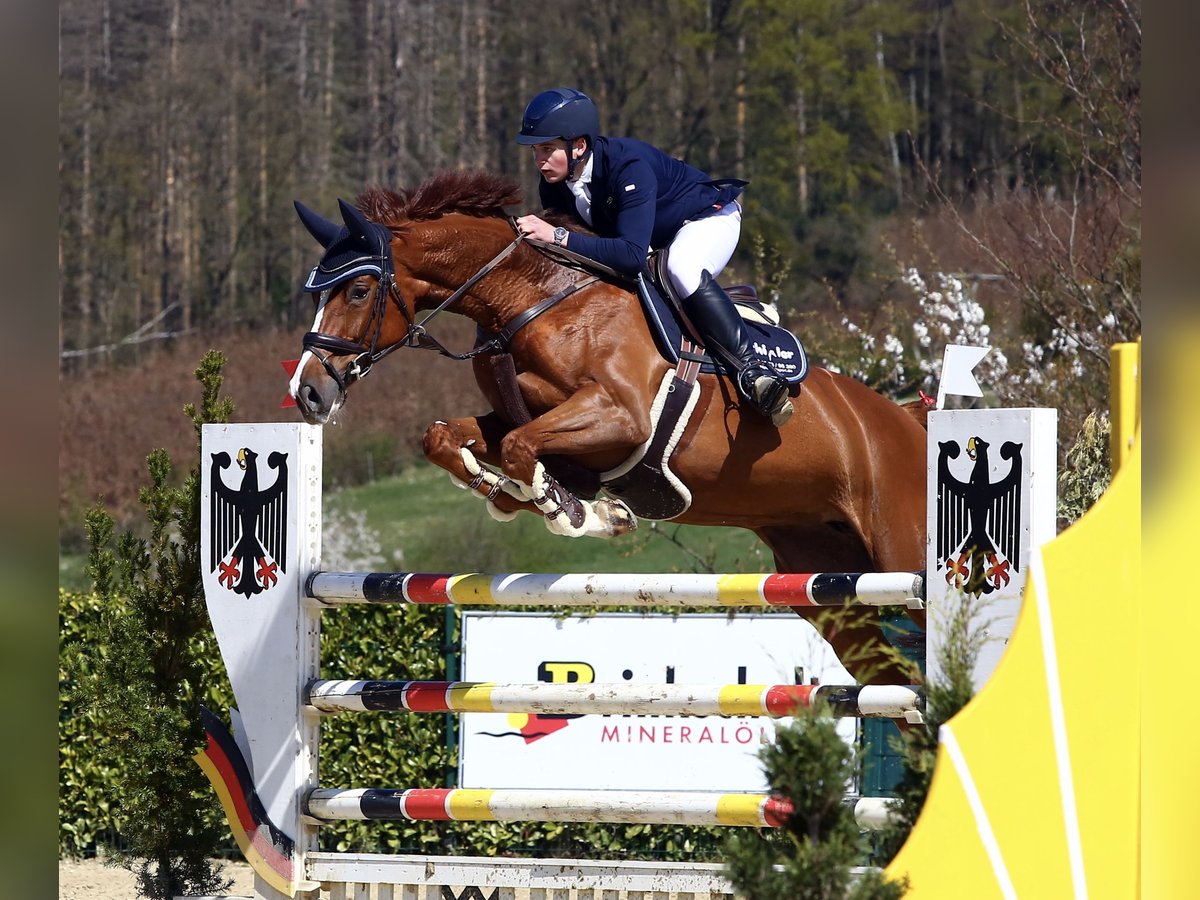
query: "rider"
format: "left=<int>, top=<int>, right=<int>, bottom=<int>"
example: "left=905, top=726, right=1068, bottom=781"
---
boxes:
left=513, top=87, right=793, bottom=427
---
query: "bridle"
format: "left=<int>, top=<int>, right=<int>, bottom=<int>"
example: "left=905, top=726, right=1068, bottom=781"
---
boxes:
left=301, top=221, right=596, bottom=392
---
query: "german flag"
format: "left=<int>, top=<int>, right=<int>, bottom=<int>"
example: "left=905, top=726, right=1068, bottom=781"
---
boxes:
left=193, top=706, right=318, bottom=897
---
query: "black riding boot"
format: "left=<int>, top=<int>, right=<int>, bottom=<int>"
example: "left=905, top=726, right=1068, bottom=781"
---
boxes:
left=681, top=271, right=794, bottom=426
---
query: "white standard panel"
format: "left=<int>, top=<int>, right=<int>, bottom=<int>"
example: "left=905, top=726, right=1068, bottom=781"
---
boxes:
left=925, top=407, right=1057, bottom=690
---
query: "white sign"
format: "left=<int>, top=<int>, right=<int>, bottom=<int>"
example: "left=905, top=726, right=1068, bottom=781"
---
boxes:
left=200, top=423, right=323, bottom=845
left=458, top=612, right=855, bottom=792
left=925, top=408, right=1057, bottom=689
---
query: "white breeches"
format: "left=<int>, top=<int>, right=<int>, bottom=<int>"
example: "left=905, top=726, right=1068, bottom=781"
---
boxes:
left=663, top=201, right=742, bottom=298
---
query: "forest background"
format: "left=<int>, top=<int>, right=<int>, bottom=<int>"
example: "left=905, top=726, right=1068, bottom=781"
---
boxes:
left=58, top=0, right=1140, bottom=542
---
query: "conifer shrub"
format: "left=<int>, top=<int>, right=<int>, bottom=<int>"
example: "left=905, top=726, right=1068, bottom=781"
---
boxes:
left=724, top=703, right=907, bottom=899
left=67, top=350, right=234, bottom=899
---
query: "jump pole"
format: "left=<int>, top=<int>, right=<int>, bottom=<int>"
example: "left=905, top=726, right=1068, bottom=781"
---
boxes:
left=307, top=570, right=926, bottom=609
left=306, top=679, right=924, bottom=720
left=198, top=408, right=1055, bottom=898
left=304, top=787, right=896, bottom=830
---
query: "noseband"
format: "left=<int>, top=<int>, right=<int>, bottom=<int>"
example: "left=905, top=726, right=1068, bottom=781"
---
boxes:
left=301, top=222, right=596, bottom=393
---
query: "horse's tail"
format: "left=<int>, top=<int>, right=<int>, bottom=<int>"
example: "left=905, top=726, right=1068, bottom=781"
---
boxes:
left=899, top=392, right=936, bottom=431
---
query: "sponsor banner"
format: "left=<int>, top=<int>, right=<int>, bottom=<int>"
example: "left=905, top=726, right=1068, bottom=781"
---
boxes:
left=458, top=612, right=855, bottom=792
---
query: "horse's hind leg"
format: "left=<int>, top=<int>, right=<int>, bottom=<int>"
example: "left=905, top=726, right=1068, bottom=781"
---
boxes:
left=422, top=414, right=540, bottom=519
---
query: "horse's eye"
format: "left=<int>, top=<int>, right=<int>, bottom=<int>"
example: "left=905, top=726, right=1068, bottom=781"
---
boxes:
left=349, top=284, right=371, bottom=303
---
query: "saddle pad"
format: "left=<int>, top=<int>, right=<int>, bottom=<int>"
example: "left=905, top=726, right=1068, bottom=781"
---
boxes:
left=600, top=370, right=701, bottom=520
left=636, top=274, right=809, bottom=384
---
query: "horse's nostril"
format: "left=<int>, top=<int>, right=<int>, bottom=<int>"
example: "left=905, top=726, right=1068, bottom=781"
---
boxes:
left=296, top=384, right=320, bottom=412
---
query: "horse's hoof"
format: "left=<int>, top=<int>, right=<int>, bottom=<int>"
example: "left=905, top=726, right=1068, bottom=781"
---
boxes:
left=595, top=498, right=638, bottom=536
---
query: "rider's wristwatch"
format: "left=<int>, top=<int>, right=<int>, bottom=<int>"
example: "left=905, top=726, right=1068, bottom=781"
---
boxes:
left=553, top=226, right=568, bottom=246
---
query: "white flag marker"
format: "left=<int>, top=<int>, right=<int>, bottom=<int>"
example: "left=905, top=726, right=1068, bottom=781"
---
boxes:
left=936, top=344, right=990, bottom=409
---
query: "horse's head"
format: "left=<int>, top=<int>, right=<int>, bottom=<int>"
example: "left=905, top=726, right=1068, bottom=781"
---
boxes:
left=291, top=174, right=528, bottom=423
left=289, top=199, right=414, bottom=424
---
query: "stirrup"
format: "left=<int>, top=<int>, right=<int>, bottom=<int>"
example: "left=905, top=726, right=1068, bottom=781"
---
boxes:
left=738, top=367, right=794, bottom=427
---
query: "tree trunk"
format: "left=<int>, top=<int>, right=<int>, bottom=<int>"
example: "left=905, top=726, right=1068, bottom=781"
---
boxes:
left=936, top=2, right=953, bottom=188
left=793, top=24, right=808, bottom=214
left=161, top=0, right=182, bottom=336
left=1012, top=70, right=1024, bottom=192
left=876, top=27, right=903, bottom=204
left=919, top=36, right=931, bottom=174
left=181, top=142, right=195, bottom=331
left=319, top=7, right=335, bottom=192
left=456, top=0, right=468, bottom=168
left=705, top=0, right=719, bottom=171
left=223, top=0, right=240, bottom=323
left=257, top=18, right=270, bottom=312
left=415, top=0, right=432, bottom=167
left=78, top=22, right=94, bottom=358
left=366, top=0, right=384, bottom=185
left=475, top=3, right=487, bottom=162
left=735, top=31, right=746, bottom=182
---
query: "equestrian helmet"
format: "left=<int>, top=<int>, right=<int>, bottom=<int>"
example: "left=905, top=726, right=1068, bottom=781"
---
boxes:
left=515, top=88, right=600, bottom=146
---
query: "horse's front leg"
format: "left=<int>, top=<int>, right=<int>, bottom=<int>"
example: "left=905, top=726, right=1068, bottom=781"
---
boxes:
left=499, top=383, right=648, bottom=539
left=422, top=413, right=542, bottom=521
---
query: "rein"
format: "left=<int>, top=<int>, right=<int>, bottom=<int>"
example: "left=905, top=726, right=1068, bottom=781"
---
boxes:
left=302, top=225, right=594, bottom=389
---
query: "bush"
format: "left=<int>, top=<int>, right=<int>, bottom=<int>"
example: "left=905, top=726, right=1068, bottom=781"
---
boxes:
left=724, top=705, right=906, bottom=900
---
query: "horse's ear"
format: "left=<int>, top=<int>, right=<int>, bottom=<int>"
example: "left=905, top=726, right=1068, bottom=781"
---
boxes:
left=294, top=201, right=341, bottom=248
left=338, top=199, right=378, bottom=243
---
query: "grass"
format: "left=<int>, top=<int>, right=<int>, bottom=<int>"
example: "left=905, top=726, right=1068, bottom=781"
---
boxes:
left=322, top=461, right=771, bottom=574
left=60, top=461, right=774, bottom=591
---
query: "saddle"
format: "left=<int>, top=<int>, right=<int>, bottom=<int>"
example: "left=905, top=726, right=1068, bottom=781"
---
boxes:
left=642, top=249, right=809, bottom=385
left=524, top=239, right=809, bottom=384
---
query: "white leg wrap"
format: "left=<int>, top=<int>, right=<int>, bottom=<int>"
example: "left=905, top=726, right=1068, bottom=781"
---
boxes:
left=522, top=463, right=638, bottom=539
left=457, top=448, right=524, bottom=519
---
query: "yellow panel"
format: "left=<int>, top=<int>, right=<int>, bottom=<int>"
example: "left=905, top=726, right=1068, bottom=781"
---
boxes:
left=883, top=742, right=1011, bottom=899
left=888, top=394, right=1141, bottom=898
left=1037, top=439, right=1139, bottom=900
left=1108, top=342, right=1140, bottom=474
left=886, top=562, right=1073, bottom=898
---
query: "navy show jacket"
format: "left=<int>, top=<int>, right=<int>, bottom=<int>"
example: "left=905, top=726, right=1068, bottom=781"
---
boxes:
left=538, top=135, right=745, bottom=276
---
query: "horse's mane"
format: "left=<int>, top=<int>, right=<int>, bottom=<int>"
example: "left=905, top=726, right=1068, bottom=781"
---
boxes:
left=357, top=171, right=522, bottom=228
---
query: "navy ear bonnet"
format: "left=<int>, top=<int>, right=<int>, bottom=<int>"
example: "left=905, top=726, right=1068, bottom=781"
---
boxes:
left=295, top=199, right=394, bottom=292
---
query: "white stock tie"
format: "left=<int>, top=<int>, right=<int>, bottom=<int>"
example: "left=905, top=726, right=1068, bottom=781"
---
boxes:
left=567, top=155, right=594, bottom=226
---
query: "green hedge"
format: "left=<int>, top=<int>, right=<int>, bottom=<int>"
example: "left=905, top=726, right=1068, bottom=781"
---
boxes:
left=59, top=590, right=728, bottom=862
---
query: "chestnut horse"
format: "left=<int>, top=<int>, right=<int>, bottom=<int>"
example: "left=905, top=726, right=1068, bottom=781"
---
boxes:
left=290, top=171, right=927, bottom=685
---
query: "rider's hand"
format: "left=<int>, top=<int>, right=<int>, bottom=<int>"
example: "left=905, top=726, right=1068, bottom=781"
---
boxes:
left=515, top=215, right=558, bottom=244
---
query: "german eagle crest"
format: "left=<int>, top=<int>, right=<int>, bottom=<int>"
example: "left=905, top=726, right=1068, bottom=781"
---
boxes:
left=209, top=448, right=289, bottom=597
left=935, top=436, right=1023, bottom=596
